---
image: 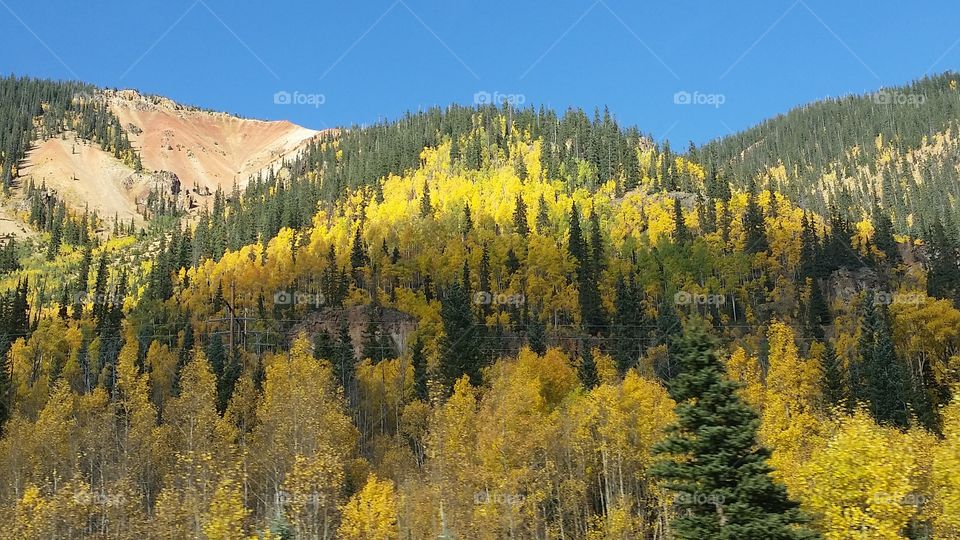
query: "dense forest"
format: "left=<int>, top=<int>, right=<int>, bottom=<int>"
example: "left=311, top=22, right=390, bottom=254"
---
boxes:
left=0, top=75, right=960, bottom=539
left=695, top=73, right=960, bottom=240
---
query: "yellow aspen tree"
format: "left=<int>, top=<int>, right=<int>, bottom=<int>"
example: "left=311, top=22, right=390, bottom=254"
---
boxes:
left=933, top=390, right=960, bottom=537
left=145, top=341, right=178, bottom=415
left=202, top=470, right=249, bottom=540
left=760, top=321, right=825, bottom=489
left=251, top=335, right=358, bottom=533
left=115, top=333, right=160, bottom=504
left=425, top=376, right=479, bottom=536
left=725, top=345, right=764, bottom=410
left=338, top=473, right=400, bottom=540
left=797, top=411, right=923, bottom=538
left=157, top=350, right=233, bottom=537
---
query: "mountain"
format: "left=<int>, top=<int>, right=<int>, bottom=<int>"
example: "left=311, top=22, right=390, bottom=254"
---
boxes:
left=2, top=79, right=319, bottom=232
left=696, top=72, right=960, bottom=237
left=0, top=74, right=959, bottom=539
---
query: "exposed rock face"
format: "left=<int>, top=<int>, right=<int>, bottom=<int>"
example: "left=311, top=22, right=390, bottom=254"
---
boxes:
left=290, top=305, right=418, bottom=358
left=103, top=89, right=320, bottom=194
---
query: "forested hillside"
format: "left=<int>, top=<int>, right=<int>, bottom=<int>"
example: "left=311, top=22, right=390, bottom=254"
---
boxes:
left=0, top=77, right=959, bottom=539
left=696, top=72, right=960, bottom=240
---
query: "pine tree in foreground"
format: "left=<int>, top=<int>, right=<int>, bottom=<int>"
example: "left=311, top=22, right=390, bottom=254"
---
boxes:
left=651, top=324, right=819, bottom=540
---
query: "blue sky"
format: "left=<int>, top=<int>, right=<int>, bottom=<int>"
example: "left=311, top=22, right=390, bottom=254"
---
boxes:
left=1, top=0, right=959, bottom=145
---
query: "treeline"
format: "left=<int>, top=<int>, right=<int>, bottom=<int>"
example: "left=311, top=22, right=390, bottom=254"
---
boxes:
left=290, top=103, right=653, bottom=201
left=0, top=75, right=140, bottom=188
left=695, top=72, right=960, bottom=240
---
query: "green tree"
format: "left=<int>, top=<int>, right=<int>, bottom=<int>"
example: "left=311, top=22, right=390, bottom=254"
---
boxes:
left=439, top=277, right=486, bottom=393
left=411, top=336, right=428, bottom=402
left=651, top=324, right=818, bottom=540
left=577, top=342, right=599, bottom=389
left=513, top=195, right=529, bottom=237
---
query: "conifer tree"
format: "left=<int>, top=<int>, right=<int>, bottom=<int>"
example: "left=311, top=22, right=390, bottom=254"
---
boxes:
left=612, top=274, right=645, bottom=374
left=819, top=341, right=847, bottom=411
left=411, top=336, right=428, bottom=401
left=673, top=198, right=690, bottom=244
left=743, top=185, right=769, bottom=254
left=335, top=321, right=356, bottom=395
left=313, top=329, right=336, bottom=362
left=577, top=342, right=599, bottom=389
left=513, top=195, right=529, bottom=237
left=536, top=194, right=550, bottom=235
left=439, top=275, right=486, bottom=393
left=856, top=294, right=911, bottom=428
left=419, top=181, right=432, bottom=218
left=651, top=324, right=819, bottom=540
left=871, top=205, right=899, bottom=266
left=526, top=308, right=547, bottom=355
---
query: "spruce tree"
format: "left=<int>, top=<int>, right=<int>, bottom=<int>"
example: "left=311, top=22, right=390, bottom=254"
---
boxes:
left=857, top=294, right=911, bottom=428
left=743, top=186, right=769, bottom=254
left=535, top=194, right=550, bottom=235
left=577, top=342, right=599, bottom=389
left=871, top=205, right=899, bottom=266
left=313, top=329, right=336, bottom=362
left=411, top=336, right=428, bottom=401
left=611, top=274, right=645, bottom=375
left=673, top=198, right=690, bottom=244
left=420, top=181, right=432, bottom=218
left=526, top=308, right=547, bottom=355
left=513, top=195, right=529, bottom=237
left=335, top=321, right=356, bottom=392
left=651, top=324, right=818, bottom=540
left=439, top=276, right=486, bottom=393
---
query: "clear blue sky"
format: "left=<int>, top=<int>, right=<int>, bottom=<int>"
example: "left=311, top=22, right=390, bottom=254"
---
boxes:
left=2, top=0, right=959, bottom=145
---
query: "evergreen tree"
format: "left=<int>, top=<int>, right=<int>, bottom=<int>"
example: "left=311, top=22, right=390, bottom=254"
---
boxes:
left=743, top=185, right=769, bottom=254
left=926, top=219, right=960, bottom=304
left=439, top=277, right=486, bottom=392
left=819, top=341, right=847, bottom=411
left=350, top=224, right=367, bottom=288
left=313, top=329, right=336, bottom=362
left=856, top=294, right=911, bottom=427
left=569, top=203, right=606, bottom=335
left=611, top=274, right=645, bottom=375
left=461, top=203, right=473, bottom=237
left=335, top=321, right=356, bottom=392
left=535, top=194, right=550, bottom=235
left=872, top=205, right=899, bottom=266
left=411, top=336, right=428, bottom=402
left=420, top=181, right=432, bottom=218
left=673, top=198, right=690, bottom=244
left=651, top=324, right=819, bottom=540
left=577, top=342, right=599, bottom=389
left=513, top=195, right=529, bottom=237
left=526, top=308, right=547, bottom=355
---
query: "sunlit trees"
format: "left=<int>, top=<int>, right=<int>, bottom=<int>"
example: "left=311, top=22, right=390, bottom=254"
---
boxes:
left=651, top=324, right=817, bottom=539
